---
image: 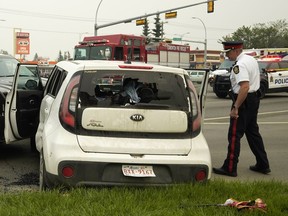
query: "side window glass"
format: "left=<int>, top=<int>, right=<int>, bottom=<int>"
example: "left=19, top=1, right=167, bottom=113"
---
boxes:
left=268, top=63, right=279, bottom=71
left=17, top=65, right=42, bottom=90
left=54, top=72, right=67, bottom=96
left=127, top=48, right=132, bottom=60
left=74, top=48, right=87, bottom=60
left=279, top=62, right=288, bottom=69
left=45, top=67, right=67, bottom=97
left=133, top=48, right=140, bottom=61
left=115, top=47, right=123, bottom=60
left=45, top=68, right=58, bottom=95
left=134, top=39, right=141, bottom=46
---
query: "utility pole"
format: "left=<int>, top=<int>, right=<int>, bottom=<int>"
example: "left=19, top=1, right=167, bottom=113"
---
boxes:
left=94, top=0, right=217, bottom=35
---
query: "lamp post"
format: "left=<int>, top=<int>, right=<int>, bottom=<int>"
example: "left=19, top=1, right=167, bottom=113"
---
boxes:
left=94, top=0, right=104, bottom=36
left=0, top=19, right=5, bottom=50
left=192, top=17, right=207, bottom=68
left=161, top=21, right=168, bottom=39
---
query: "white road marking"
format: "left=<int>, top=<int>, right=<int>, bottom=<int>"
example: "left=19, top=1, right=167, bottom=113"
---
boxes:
left=204, top=110, right=288, bottom=124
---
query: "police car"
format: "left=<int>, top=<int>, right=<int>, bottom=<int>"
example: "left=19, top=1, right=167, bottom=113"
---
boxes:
left=257, top=59, right=288, bottom=98
left=212, top=58, right=288, bottom=98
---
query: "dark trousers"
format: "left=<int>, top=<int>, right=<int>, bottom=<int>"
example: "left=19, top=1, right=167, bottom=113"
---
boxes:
left=223, top=93, right=270, bottom=173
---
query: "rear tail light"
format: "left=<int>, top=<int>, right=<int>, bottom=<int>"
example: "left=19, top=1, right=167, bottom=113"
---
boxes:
left=195, top=169, right=207, bottom=182
left=59, top=75, right=80, bottom=129
left=62, top=166, right=74, bottom=178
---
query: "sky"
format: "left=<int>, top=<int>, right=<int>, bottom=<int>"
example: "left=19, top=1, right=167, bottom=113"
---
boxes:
left=0, top=0, right=287, bottom=61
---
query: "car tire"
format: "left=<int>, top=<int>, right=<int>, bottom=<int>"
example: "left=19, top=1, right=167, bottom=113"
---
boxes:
left=214, top=90, right=228, bottom=98
left=30, top=136, right=37, bottom=152
left=258, top=82, right=266, bottom=99
left=39, top=150, right=49, bottom=191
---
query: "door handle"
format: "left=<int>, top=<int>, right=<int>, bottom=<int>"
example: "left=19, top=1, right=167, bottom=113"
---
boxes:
left=29, top=99, right=35, bottom=105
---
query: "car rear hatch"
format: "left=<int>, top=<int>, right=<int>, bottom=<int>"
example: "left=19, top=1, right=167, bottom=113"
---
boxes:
left=60, top=68, right=199, bottom=155
left=78, top=106, right=190, bottom=155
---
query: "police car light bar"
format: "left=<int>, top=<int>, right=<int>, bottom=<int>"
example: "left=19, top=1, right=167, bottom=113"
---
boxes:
left=259, top=55, right=282, bottom=61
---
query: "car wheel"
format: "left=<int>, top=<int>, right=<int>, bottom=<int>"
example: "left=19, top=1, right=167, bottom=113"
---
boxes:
left=214, top=91, right=228, bottom=98
left=30, top=136, right=37, bottom=152
left=258, top=82, right=266, bottom=99
left=39, top=150, right=49, bottom=191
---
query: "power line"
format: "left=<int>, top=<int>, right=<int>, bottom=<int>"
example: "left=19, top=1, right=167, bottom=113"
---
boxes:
left=0, top=8, right=94, bottom=22
left=167, top=21, right=236, bottom=32
left=0, top=25, right=92, bottom=36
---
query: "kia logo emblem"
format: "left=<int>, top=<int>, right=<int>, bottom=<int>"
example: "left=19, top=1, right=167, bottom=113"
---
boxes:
left=130, top=114, right=144, bottom=122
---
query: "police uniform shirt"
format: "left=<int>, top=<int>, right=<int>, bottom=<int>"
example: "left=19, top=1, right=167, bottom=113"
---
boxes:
left=230, top=53, right=260, bottom=94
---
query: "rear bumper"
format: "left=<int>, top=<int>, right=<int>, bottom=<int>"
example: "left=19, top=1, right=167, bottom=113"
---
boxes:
left=47, top=161, right=209, bottom=187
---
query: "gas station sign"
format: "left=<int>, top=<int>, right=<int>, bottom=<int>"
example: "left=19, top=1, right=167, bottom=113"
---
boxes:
left=15, top=32, right=30, bottom=55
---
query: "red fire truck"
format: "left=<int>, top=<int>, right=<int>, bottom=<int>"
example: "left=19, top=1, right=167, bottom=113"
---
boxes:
left=74, top=34, right=190, bottom=68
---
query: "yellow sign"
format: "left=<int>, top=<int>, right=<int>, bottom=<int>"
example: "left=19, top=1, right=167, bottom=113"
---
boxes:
left=165, top=11, right=177, bottom=19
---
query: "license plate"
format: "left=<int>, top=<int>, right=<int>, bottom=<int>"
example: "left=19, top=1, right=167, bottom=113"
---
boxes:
left=122, top=165, right=156, bottom=177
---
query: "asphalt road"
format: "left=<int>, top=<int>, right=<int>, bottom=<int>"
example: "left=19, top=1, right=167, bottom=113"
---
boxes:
left=0, top=87, right=287, bottom=192
left=203, top=87, right=288, bottom=182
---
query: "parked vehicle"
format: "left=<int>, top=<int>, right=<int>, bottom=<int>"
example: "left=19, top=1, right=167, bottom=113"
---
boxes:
left=212, top=58, right=288, bottom=99
left=257, top=59, right=288, bottom=98
left=8, top=60, right=209, bottom=190
left=74, top=34, right=190, bottom=68
left=0, top=54, right=44, bottom=148
left=186, top=69, right=205, bottom=84
left=211, top=59, right=234, bottom=98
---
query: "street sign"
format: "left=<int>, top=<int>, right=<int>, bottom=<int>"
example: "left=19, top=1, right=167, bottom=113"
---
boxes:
left=173, top=37, right=182, bottom=41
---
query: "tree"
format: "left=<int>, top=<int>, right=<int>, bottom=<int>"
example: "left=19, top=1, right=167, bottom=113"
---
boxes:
left=152, top=14, right=164, bottom=42
left=221, top=19, right=288, bottom=49
left=0, top=50, right=8, bottom=55
left=57, top=50, right=64, bottom=62
left=64, top=51, right=71, bottom=60
left=33, top=53, right=39, bottom=61
left=142, top=18, right=151, bottom=44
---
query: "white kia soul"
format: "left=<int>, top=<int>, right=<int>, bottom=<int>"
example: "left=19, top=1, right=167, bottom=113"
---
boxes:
left=28, top=60, right=211, bottom=189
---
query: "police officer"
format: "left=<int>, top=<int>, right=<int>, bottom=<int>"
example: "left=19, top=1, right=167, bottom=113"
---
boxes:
left=213, top=41, right=271, bottom=177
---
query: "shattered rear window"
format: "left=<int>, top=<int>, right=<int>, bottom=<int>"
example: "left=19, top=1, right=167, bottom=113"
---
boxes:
left=78, top=70, right=189, bottom=111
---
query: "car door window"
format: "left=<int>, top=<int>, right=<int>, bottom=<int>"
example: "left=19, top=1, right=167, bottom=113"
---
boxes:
left=279, top=61, right=288, bottom=70
left=17, top=65, right=42, bottom=90
left=45, top=67, right=67, bottom=97
left=267, top=62, right=279, bottom=72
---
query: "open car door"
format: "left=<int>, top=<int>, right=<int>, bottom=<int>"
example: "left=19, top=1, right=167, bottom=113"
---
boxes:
left=4, top=63, right=44, bottom=144
left=198, top=69, right=210, bottom=124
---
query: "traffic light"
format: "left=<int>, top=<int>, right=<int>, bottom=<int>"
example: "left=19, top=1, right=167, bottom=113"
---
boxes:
left=165, top=11, right=177, bottom=19
left=207, top=0, right=214, bottom=13
left=136, top=19, right=146, bottom=26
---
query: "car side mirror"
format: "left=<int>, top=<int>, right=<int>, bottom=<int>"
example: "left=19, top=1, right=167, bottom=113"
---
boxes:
left=25, top=79, right=38, bottom=89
